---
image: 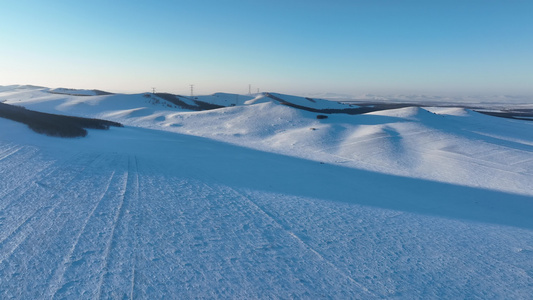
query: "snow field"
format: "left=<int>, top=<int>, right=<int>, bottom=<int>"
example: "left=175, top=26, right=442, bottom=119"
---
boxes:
left=1, top=127, right=532, bottom=298
left=1, top=85, right=533, bottom=298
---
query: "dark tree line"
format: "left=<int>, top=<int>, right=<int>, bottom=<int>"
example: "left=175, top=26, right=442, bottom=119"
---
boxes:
left=0, top=102, right=123, bottom=138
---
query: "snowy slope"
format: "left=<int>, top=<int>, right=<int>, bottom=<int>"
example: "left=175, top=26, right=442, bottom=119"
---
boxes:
left=1, top=117, right=533, bottom=299
left=194, top=92, right=255, bottom=106
left=1, top=86, right=189, bottom=120
left=1, top=85, right=533, bottom=298
left=50, top=88, right=112, bottom=96
left=3, top=86, right=532, bottom=196
left=257, top=92, right=359, bottom=110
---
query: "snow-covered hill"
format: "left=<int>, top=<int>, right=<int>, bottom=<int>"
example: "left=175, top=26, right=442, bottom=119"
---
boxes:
left=3, top=85, right=531, bottom=196
left=1, top=85, right=532, bottom=298
left=49, top=88, right=113, bottom=96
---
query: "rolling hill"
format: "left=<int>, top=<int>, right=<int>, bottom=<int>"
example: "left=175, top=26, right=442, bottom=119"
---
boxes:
left=1, top=85, right=532, bottom=298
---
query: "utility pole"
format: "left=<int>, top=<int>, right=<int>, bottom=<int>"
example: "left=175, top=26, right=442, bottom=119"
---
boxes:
left=152, top=87, right=156, bottom=94
left=248, top=84, right=251, bottom=95
left=190, top=84, right=194, bottom=98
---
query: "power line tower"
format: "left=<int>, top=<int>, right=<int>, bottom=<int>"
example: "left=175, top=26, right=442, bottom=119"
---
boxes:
left=152, top=87, right=156, bottom=94
left=190, top=84, right=194, bottom=98
left=248, top=84, right=251, bottom=95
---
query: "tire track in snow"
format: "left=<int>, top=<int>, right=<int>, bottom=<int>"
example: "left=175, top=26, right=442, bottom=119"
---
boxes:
left=126, top=158, right=375, bottom=298
left=0, top=146, right=46, bottom=201
left=0, top=144, right=23, bottom=161
left=95, top=170, right=128, bottom=298
left=130, top=162, right=246, bottom=297
left=96, top=155, right=139, bottom=299
left=0, top=142, right=16, bottom=151
left=0, top=153, right=120, bottom=298
left=136, top=172, right=232, bottom=297
left=127, top=161, right=184, bottom=298
left=130, top=156, right=140, bottom=300
left=0, top=151, right=88, bottom=210
left=0, top=151, right=98, bottom=224
left=205, top=182, right=376, bottom=298
left=0, top=146, right=39, bottom=170
left=0, top=153, right=103, bottom=264
left=46, top=169, right=117, bottom=299
left=0, top=143, right=18, bottom=158
left=48, top=155, right=130, bottom=299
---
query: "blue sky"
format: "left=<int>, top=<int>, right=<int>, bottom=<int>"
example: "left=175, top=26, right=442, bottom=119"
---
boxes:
left=1, top=0, right=532, bottom=96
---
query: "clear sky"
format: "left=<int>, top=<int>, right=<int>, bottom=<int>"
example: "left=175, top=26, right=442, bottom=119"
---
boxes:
left=1, top=0, right=532, bottom=97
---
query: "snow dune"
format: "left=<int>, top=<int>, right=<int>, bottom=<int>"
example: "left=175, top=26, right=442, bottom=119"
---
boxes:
left=1, top=85, right=532, bottom=298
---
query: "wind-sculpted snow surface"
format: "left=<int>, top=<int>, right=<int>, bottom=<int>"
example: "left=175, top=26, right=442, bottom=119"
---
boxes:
left=1, top=116, right=533, bottom=299
left=1, top=85, right=533, bottom=298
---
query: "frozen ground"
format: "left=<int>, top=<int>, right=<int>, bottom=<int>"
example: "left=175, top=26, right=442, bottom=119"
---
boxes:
left=1, top=86, right=532, bottom=298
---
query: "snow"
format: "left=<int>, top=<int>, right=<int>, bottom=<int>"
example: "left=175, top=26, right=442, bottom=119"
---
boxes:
left=194, top=93, right=255, bottom=106
left=1, top=85, right=533, bottom=298
left=264, top=92, right=359, bottom=110
left=49, top=88, right=111, bottom=96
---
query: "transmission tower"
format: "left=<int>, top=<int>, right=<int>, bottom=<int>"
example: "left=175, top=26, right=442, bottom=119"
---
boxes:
left=152, top=87, right=156, bottom=94
left=190, top=84, right=194, bottom=98
left=248, top=84, right=251, bottom=95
